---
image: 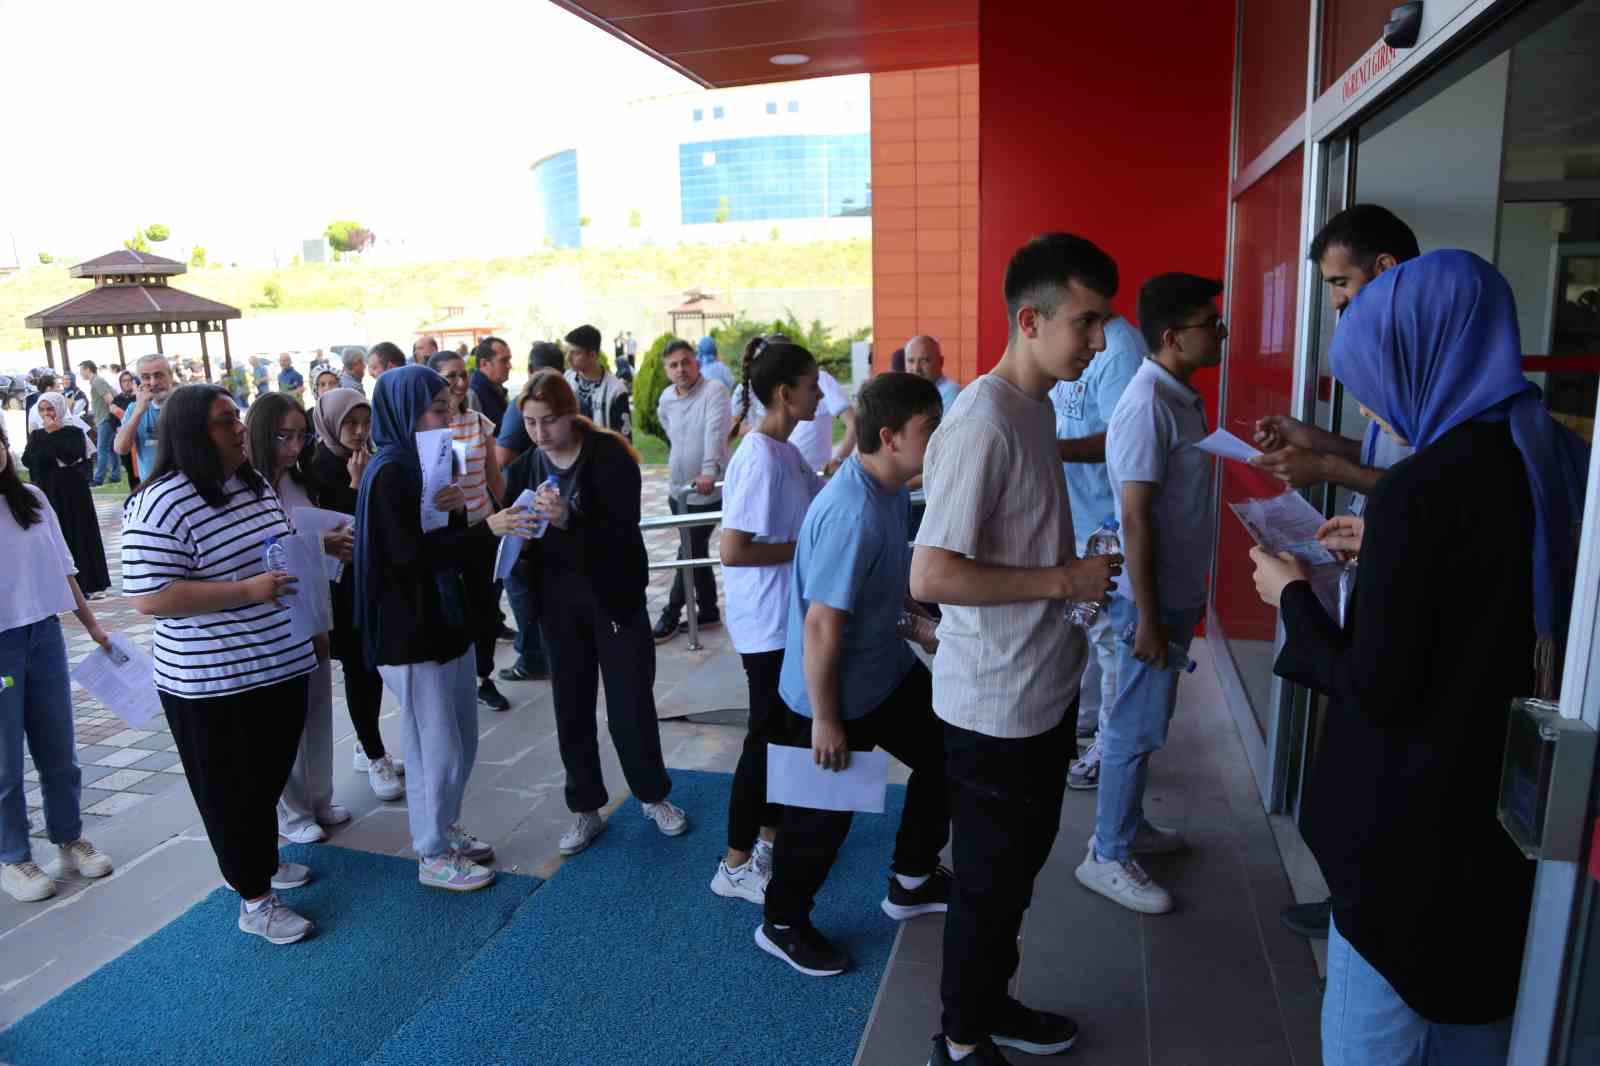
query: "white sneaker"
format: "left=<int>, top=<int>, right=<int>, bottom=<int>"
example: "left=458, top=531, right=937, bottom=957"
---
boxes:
left=1131, top=820, right=1185, bottom=855
left=447, top=823, right=494, bottom=864
left=1075, top=847, right=1173, bottom=914
left=281, top=823, right=326, bottom=844
left=1, top=860, right=56, bottom=902
left=53, top=839, right=113, bottom=879
left=559, top=812, right=606, bottom=856
left=352, top=743, right=371, bottom=773
left=369, top=757, right=404, bottom=801
left=418, top=851, right=495, bottom=892
left=642, top=800, right=688, bottom=837
left=317, top=804, right=351, bottom=827
left=271, top=862, right=313, bottom=890
left=710, top=859, right=769, bottom=904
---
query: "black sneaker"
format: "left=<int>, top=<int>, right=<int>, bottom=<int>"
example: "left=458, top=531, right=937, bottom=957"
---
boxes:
left=1280, top=898, right=1332, bottom=939
left=476, top=680, right=512, bottom=712
left=927, top=1034, right=1012, bottom=1065
left=496, top=624, right=517, bottom=642
left=499, top=664, right=549, bottom=682
left=754, top=920, right=848, bottom=977
left=882, top=866, right=953, bottom=920
left=695, top=610, right=721, bottom=627
left=652, top=613, right=681, bottom=644
left=990, top=999, right=1079, bottom=1056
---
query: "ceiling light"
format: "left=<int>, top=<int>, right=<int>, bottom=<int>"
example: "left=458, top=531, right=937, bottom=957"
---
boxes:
left=769, top=53, right=810, bottom=66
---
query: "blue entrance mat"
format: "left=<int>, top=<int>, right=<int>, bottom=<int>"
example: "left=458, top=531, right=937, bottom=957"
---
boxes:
left=0, top=770, right=908, bottom=1066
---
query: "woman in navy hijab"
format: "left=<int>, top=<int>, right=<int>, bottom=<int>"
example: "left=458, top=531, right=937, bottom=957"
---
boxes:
left=1251, top=250, right=1588, bottom=1065
left=354, top=365, right=498, bottom=893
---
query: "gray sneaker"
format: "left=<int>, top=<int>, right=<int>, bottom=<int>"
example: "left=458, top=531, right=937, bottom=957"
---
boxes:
left=237, top=894, right=315, bottom=944
left=271, top=862, right=312, bottom=890
left=1067, top=741, right=1101, bottom=791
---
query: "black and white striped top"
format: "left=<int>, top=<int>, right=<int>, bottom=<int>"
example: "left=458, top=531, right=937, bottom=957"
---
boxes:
left=122, top=473, right=317, bottom=698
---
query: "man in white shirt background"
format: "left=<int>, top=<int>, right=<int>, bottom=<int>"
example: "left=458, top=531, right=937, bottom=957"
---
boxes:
left=653, top=340, right=731, bottom=642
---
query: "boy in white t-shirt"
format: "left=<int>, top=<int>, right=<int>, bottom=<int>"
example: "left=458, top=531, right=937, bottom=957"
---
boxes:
left=710, top=338, right=825, bottom=906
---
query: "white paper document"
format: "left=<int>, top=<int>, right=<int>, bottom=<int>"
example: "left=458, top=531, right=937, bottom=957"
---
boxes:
left=290, top=506, right=351, bottom=581
left=766, top=745, right=889, bottom=814
left=279, top=530, right=334, bottom=644
left=417, top=428, right=455, bottom=532
left=1195, top=429, right=1263, bottom=463
left=1227, top=491, right=1343, bottom=618
left=71, top=635, right=162, bottom=729
left=492, top=489, right=541, bottom=580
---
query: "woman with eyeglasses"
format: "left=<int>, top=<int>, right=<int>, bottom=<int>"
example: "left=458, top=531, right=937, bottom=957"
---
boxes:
left=22, top=392, right=111, bottom=599
left=244, top=394, right=353, bottom=846
left=487, top=369, right=687, bottom=857
left=0, top=419, right=116, bottom=902
left=354, top=366, right=495, bottom=892
left=111, top=370, right=140, bottom=492
left=428, top=350, right=512, bottom=714
left=305, top=388, right=404, bottom=802
left=122, top=385, right=319, bottom=945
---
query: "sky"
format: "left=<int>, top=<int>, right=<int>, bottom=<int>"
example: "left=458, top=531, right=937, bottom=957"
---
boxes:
left=0, top=0, right=699, bottom=265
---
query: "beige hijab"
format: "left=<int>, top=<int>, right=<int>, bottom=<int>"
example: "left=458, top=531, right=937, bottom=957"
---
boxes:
left=312, top=388, right=370, bottom=458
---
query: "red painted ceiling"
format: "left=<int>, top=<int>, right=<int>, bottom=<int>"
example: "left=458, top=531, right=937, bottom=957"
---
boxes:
left=549, top=0, right=979, bottom=87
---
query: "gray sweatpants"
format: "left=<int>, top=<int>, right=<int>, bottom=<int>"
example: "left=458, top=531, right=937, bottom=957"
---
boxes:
left=379, top=650, right=478, bottom=860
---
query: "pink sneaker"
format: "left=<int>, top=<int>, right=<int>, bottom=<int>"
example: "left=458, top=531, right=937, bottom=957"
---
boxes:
left=417, top=851, right=495, bottom=892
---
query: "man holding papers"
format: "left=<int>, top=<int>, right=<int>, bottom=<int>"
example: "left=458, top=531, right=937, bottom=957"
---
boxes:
left=756, top=373, right=949, bottom=980
left=1078, top=273, right=1223, bottom=916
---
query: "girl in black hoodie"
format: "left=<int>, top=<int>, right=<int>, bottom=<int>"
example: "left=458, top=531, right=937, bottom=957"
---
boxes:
left=489, top=369, right=687, bottom=856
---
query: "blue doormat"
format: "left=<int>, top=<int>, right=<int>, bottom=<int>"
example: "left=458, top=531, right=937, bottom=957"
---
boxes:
left=0, top=771, right=910, bottom=1066
left=0, top=843, right=542, bottom=1066
left=365, top=768, right=909, bottom=1066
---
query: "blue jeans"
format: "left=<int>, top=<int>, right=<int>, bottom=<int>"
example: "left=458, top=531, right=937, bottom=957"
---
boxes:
left=93, top=418, right=120, bottom=484
left=503, top=571, right=549, bottom=675
left=0, top=618, right=83, bottom=863
left=1091, top=596, right=1201, bottom=861
left=1323, top=916, right=1511, bottom=1065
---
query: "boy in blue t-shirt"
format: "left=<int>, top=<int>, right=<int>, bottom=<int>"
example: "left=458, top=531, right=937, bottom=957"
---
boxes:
left=755, top=373, right=949, bottom=979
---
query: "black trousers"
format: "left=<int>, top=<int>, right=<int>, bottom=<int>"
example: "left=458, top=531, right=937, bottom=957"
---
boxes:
left=337, top=654, right=386, bottom=760
left=161, top=675, right=310, bottom=900
left=764, top=663, right=948, bottom=927
left=664, top=498, right=719, bottom=622
left=940, top=706, right=1076, bottom=1045
left=727, top=650, right=785, bottom=852
left=538, top=573, right=672, bottom=813
left=462, top=522, right=503, bottom=680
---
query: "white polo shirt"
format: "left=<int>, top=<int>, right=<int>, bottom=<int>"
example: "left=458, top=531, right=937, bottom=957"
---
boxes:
left=1104, top=358, right=1215, bottom=610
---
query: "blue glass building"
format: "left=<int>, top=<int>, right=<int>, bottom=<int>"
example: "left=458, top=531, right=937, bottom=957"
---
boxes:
left=533, top=150, right=582, bottom=249
left=678, top=134, right=871, bottom=225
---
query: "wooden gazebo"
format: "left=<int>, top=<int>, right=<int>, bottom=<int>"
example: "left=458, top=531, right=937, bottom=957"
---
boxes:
left=667, top=288, right=736, bottom=337
left=23, top=250, right=241, bottom=379
left=416, top=305, right=504, bottom=353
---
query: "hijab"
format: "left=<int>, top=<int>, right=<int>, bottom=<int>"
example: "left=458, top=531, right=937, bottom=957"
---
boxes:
left=352, top=365, right=447, bottom=665
left=313, top=387, right=369, bottom=459
left=1330, top=249, right=1589, bottom=687
left=28, top=392, right=92, bottom=434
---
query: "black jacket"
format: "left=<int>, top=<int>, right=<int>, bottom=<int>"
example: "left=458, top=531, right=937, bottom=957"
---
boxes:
left=504, top=429, right=648, bottom=624
left=470, top=371, right=508, bottom=431
left=1275, top=421, right=1536, bottom=1024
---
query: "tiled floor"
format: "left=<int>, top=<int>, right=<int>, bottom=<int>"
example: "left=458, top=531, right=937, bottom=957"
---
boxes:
left=31, top=471, right=719, bottom=841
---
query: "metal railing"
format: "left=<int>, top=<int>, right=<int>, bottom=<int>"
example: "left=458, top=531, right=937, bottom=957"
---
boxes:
left=636, top=487, right=928, bottom=652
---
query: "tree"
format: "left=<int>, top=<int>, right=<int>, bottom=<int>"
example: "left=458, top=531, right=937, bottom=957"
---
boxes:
left=712, top=312, right=869, bottom=384
left=189, top=246, right=207, bottom=268
left=36, top=252, right=52, bottom=265
left=713, top=196, right=731, bottom=224
left=123, top=229, right=149, bottom=253
left=324, top=220, right=374, bottom=255
left=628, top=208, right=642, bottom=229
left=144, top=224, right=169, bottom=243
left=260, top=280, right=283, bottom=309
left=631, top=332, right=678, bottom=442
left=578, top=216, right=592, bottom=228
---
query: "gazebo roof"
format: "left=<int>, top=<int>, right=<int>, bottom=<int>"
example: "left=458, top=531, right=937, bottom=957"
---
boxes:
left=70, top=249, right=187, bottom=279
left=668, top=289, right=734, bottom=318
left=24, top=284, right=241, bottom=329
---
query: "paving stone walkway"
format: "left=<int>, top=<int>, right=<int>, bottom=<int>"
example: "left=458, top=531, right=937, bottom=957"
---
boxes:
left=27, top=468, right=719, bottom=842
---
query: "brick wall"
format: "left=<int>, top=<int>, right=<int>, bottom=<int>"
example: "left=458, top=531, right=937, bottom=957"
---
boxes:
left=869, top=65, right=980, bottom=381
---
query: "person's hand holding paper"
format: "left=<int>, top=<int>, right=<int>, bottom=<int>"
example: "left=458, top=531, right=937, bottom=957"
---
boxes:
left=1317, top=515, right=1364, bottom=563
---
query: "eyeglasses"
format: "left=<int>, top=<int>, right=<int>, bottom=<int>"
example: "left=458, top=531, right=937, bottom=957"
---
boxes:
left=1173, top=317, right=1226, bottom=335
left=274, top=431, right=310, bottom=445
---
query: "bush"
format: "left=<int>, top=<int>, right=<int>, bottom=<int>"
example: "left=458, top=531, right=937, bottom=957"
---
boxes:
left=261, top=280, right=283, bottom=308
left=710, top=313, right=870, bottom=384
left=631, top=331, right=677, bottom=441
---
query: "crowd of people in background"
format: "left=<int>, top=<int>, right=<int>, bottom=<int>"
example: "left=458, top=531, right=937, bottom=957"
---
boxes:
left=0, top=211, right=1592, bottom=1066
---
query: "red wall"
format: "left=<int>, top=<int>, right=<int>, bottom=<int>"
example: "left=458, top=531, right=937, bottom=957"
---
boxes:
left=976, top=0, right=1234, bottom=414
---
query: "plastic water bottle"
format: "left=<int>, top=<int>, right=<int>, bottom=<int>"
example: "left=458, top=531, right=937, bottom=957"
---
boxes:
left=529, top=475, right=560, bottom=539
left=1118, top=624, right=1198, bottom=673
left=263, top=535, right=287, bottom=573
left=1066, top=516, right=1121, bottom=627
